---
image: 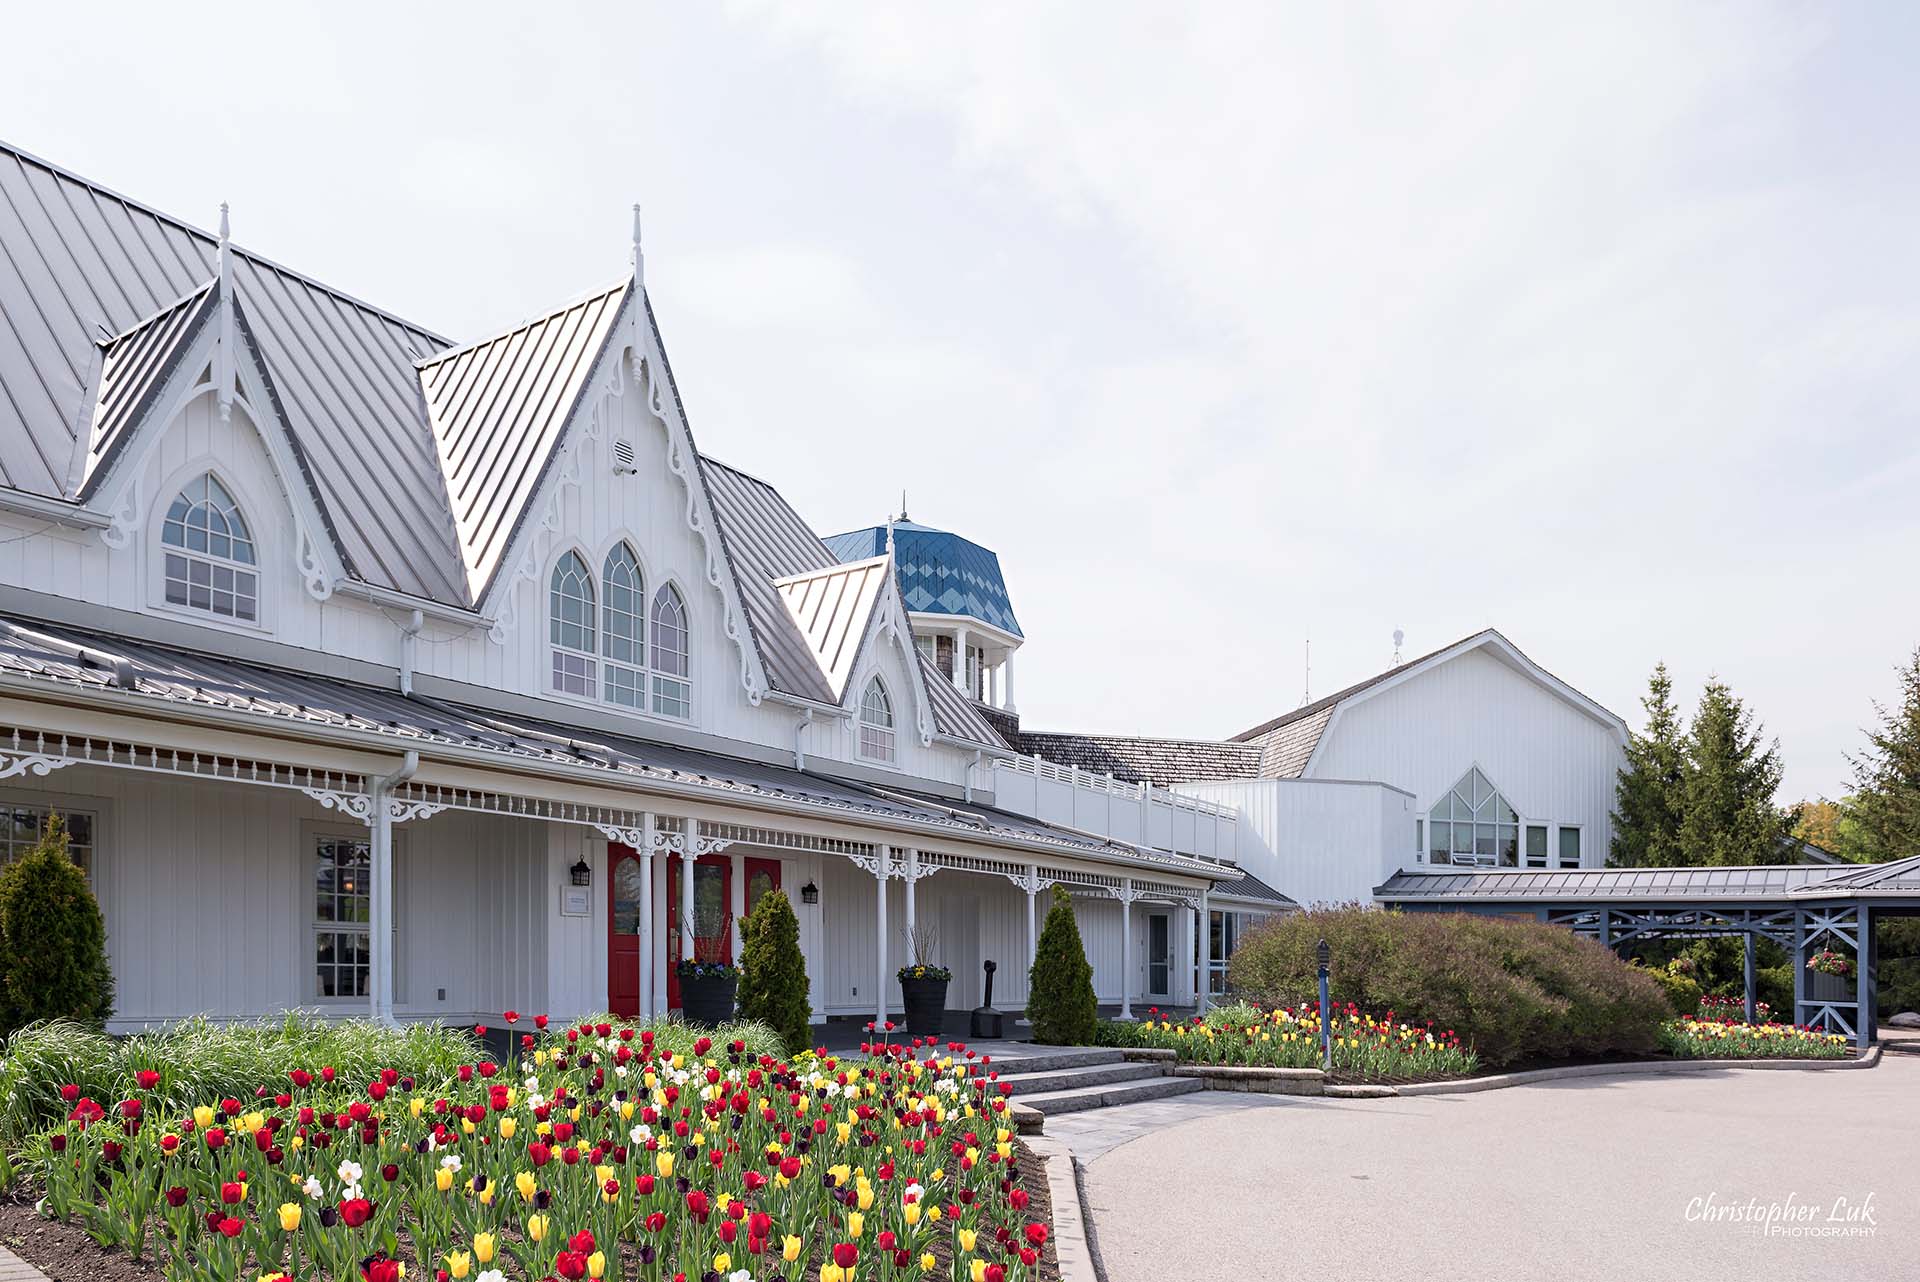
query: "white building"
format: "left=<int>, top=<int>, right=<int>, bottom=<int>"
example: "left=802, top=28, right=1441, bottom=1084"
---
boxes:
left=0, top=140, right=1255, bottom=1033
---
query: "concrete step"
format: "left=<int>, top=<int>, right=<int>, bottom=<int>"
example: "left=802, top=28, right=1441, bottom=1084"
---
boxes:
left=969, top=1047, right=1128, bottom=1077
left=995, top=1059, right=1167, bottom=1095
left=1880, top=1039, right=1920, bottom=1055
left=1011, top=1073, right=1205, bottom=1116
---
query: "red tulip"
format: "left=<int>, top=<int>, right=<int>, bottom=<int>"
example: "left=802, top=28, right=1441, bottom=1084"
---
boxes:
left=165, top=1186, right=188, bottom=1207
left=338, top=1198, right=373, bottom=1227
left=205, top=1128, right=227, bottom=1150
left=217, top=1216, right=244, bottom=1239
left=135, top=1070, right=161, bottom=1090
left=221, top=1181, right=244, bottom=1205
left=554, top=1250, right=587, bottom=1280
left=832, top=1243, right=859, bottom=1268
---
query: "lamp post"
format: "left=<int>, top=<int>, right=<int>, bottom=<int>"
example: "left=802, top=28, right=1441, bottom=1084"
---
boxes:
left=1316, top=938, right=1332, bottom=1072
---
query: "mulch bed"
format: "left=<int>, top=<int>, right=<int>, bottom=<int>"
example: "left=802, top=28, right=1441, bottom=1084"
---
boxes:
left=0, top=1142, right=1060, bottom=1282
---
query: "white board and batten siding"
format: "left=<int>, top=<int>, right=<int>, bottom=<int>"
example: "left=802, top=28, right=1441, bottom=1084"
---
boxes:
left=1177, top=779, right=1413, bottom=908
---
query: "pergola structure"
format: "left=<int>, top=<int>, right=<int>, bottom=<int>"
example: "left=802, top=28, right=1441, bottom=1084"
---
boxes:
left=1375, top=858, right=1920, bottom=1049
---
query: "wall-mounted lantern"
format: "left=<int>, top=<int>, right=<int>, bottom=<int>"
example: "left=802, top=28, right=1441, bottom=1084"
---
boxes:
left=800, top=881, right=819, bottom=906
left=569, top=858, right=593, bottom=888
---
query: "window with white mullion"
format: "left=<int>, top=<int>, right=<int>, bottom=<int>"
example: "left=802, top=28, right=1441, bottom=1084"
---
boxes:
left=1425, top=767, right=1521, bottom=867
left=312, top=832, right=371, bottom=1000
left=601, top=543, right=645, bottom=708
left=549, top=551, right=597, bottom=698
left=650, top=585, right=690, bottom=719
left=161, top=472, right=258, bottom=622
left=858, top=676, right=896, bottom=762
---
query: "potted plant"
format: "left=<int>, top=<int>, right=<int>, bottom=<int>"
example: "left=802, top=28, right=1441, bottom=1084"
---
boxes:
left=677, top=905, right=738, bottom=1026
left=896, top=923, right=951, bottom=1037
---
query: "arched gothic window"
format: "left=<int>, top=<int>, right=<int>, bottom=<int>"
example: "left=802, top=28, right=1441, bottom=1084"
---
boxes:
left=1426, top=767, right=1519, bottom=866
left=859, top=676, right=896, bottom=762
left=602, top=543, right=645, bottom=707
left=161, top=472, right=258, bottom=621
left=650, top=584, right=690, bottom=718
left=550, top=550, right=597, bottom=697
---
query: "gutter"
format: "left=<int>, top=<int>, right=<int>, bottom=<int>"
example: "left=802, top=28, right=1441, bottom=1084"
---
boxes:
left=0, top=489, right=112, bottom=531
left=0, top=671, right=1215, bottom=881
left=332, top=579, right=490, bottom=630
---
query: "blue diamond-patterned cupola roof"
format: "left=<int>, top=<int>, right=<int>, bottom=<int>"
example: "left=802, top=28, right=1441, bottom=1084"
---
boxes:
left=822, top=520, right=1023, bottom=639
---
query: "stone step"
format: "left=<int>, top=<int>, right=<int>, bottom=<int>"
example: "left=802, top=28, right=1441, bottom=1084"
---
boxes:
left=1011, top=1073, right=1206, bottom=1117
left=996, top=1059, right=1168, bottom=1095
left=968, top=1047, right=1129, bottom=1077
left=1880, top=1039, right=1920, bottom=1056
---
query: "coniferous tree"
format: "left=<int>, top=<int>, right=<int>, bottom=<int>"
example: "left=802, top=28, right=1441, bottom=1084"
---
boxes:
left=734, top=889, right=811, bottom=1055
left=1610, top=664, right=1688, bottom=867
left=1677, top=678, right=1788, bottom=866
left=1026, top=886, right=1097, bottom=1045
left=0, top=814, right=113, bottom=1036
left=1846, top=647, right=1920, bottom=861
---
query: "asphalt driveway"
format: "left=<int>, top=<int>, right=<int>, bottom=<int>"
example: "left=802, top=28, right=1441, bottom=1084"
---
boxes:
left=1071, top=1055, right=1918, bottom=1282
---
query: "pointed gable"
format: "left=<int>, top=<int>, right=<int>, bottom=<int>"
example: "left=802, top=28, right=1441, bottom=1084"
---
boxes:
left=79, top=280, right=217, bottom=496
left=775, top=555, right=891, bottom=702
left=418, top=281, right=630, bottom=602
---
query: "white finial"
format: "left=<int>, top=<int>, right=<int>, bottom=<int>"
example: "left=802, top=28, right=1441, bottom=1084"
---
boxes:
left=630, top=204, right=644, bottom=287
left=1392, top=628, right=1405, bottom=666
left=219, top=201, right=230, bottom=244
left=215, top=202, right=234, bottom=422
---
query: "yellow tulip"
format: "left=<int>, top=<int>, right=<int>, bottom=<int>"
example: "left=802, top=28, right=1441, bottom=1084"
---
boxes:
left=921, top=1253, right=937, bottom=1271
left=856, top=1184, right=874, bottom=1211
left=587, top=1251, right=605, bottom=1279
left=960, top=1228, right=979, bottom=1251
left=527, top=1213, right=548, bottom=1243
left=848, top=1211, right=864, bottom=1238
left=713, top=1253, right=731, bottom=1275
left=435, top=1167, right=453, bottom=1193
left=193, top=1105, right=216, bottom=1129
left=473, top=1232, right=496, bottom=1264
left=410, top=1097, right=426, bottom=1119
left=971, top=1260, right=988, bottom=1282
left=783, top=1234, right=804, bottom=1262
left=928, top=1204, right=943, bottom=1222
left=836, top=1121, right=852, bottom=1143
left=904, top=1201, right=921, bottom=1226
left=516, top=1170, right=536, bottom=1202
left=276, top=1203, right=301, bottom=1232
left=445, top=1251, right=471, bottom=1280
left=823, top=1266, right=845, bottom=1282
left=499, top=1116, right=516, bottom=1140
left=656, top=1151, right=675, bottom=1178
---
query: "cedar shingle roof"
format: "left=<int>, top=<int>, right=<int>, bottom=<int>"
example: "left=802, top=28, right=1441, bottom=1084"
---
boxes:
left=1001, top=729, right=1261, bottom=787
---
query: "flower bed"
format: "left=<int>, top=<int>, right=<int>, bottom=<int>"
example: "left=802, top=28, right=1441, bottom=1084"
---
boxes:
left=26, top=1014, right=1053, bottom=1282
left=1103, top=1003, right=1478, bottom=1081
left=1694, top=994, right=1772, bottom=1024
left=1656, top=1018, right=1852, bottom=1060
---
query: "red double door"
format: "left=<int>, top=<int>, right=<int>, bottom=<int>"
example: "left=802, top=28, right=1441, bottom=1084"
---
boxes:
left=607, top=846, right=781, bottom=1017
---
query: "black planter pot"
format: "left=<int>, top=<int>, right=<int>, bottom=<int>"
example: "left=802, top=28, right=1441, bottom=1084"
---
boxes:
left=680, top=972, right=738, bottom=1026
left=899, top=975, right=950, bottom=1036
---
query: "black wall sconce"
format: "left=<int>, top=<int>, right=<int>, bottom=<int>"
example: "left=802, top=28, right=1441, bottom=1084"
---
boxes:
left=569, top=858, right=592, bottom=887
left=800, top=881, right=819, bottom=905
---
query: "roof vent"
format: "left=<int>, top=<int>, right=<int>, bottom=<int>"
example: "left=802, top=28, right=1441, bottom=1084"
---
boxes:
left=612, top=438, right=638, bottom=475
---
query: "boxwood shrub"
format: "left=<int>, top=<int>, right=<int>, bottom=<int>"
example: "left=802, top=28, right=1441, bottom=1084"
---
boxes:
left=1228, top=907, right=1670, bottom=1067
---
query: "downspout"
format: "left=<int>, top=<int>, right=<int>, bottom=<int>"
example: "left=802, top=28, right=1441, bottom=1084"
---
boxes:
left=964, top=748, right=983, bottom=803
left=398, top=609, right=424, bottom=697
left=793, top=707, right=814, bottom=771
left=368, top=750, right=419, bottom=1026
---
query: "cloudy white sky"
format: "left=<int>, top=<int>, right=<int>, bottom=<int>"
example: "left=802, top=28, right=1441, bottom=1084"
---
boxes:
left=6, top=3, right=1915, bottom=802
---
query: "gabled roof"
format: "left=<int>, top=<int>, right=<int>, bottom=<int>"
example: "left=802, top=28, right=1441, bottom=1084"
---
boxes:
left=775, top=555, right=891, bottom=703
left=80, top=279, right=217, bottom=494
left=825, top=519, right=1022, bottom=638
left=419, top=281, right=630, bottom=601
left=0, top=140, right=469, bottom=603
left=1001, top=729, right=1260, bottom=787
left=1208, top=867, right=1298, bottom=909
left=1231, top=629, right=1627, bottom=778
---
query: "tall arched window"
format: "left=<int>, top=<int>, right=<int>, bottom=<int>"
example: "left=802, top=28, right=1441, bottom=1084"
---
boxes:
left=161, top=472, right=258, bottom=621
left=859, top=676, right=896, bottom=762
left=550, top=551, right=597, bottom=697
left=1426, top=767, right=1519, bottom=866
left=650, top=584, right=690, bottom=718
left=602, top=543, right=645, bottom=708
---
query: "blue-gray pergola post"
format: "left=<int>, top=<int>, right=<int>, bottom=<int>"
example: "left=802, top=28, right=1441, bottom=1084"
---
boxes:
left=1793, top=908, right=1808, bottom=1029
left=1855, top=907, right=1874, bottom=1050
left=1743, top=931, right=1756, bottom=1024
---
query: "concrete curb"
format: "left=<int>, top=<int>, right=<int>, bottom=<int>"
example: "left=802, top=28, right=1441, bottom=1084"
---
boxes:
left=1172, top=1065, right=1325, bottom=1095
left=1364, top=1043, right=1883, bottom=1097
left=1024, top=1133, right=1097, bottom=1282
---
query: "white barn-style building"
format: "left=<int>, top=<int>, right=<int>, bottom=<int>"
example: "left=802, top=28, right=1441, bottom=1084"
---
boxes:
left=0, top=139, right=1278, bottom=1033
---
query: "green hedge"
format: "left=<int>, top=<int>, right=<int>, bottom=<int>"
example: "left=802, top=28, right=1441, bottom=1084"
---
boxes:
left=1228, top=908, right=1671, bottom=1067
left=1027, top=886, right=1097, bottom=1045
left=735, top=889, right=812, bottom=1054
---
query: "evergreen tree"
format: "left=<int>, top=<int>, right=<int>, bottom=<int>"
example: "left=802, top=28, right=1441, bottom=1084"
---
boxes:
left=1677, top=678, right=1788, bottom=866
left=1610, top=663, right=1688, bottom=867
left=1846, top=647, right=1920, bottom=861
left=1026, top=886, right=1097, bottom=1045
left=0, top=814, right=113, bottom=1036
left=734, top=889, right=811, bottom=1055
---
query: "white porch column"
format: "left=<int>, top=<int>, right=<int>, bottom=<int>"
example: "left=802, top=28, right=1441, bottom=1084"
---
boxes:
left=1196, top=891, right=1212, bottom=1014
left=1119, top=879, right=1134, bottom=1020
left=369, top=791, right=395, bottom=1026
left=904, top=848, right=918, bottom=941
left=875, top=845, right=891, bottom=1030
left=730, top=849, right=746, bottom=960
left=638, top=813, right=656, bottom=1019
left=1002, top=650, right=1016, bottom=712
left=952, top=626, right=970, bottom=694
left=680, top=838, right=695, bottom=962
left=1025, top=863, right=1040, bottom=972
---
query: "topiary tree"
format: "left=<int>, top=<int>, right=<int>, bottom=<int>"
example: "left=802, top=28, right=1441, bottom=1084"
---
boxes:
left=734, top=889, right=811, bottom=1054
left=1026, top=885, right=1097, bottom=1045
left=0, top=814, right=113, bottom=1038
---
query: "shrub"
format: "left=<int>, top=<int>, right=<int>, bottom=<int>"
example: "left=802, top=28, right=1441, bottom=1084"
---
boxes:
left=734, top=889, right=811, bottom=1054
left=0, top=814, right=112, bottom=1038
left=1637, top=962, right=1703, bottom=1016
left=1228, top=907, right=1671, bottom=1066
left=1756, top=963, right=1795, bottom=1019
left=0, top=1014, right=478, bottom=1144
left=1027, top=886, right=1097, bottom=1045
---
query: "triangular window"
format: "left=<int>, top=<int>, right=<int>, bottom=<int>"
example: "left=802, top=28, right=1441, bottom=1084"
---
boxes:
left=1426, top=768, right=1521, bottom=867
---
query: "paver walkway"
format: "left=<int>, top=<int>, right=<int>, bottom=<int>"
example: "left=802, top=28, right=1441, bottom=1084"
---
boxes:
left=0, top=1248, right=45, bottom=1281
left=1079, top=1054, right=1920, bottom=1282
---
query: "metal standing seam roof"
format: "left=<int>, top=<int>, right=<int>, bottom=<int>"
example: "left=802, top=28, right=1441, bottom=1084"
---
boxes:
left=1373, top=862, right=1893, bottom=903
left=80, top=279, right=217, bottom=493
left=0, top=614, right=1205, bottom=875
left=0, top=142, right=471, bottom=604
left=775, top=556, right=891, bottom=703
left=418, top=280, right=631, bottom=602
left=1207, top=868, right=1298, bottom=908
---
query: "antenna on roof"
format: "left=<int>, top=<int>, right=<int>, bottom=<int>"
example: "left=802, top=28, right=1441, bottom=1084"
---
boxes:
left=899, top=489, right=909, bottom=523
left=215, top=202, right=235, bottom=423
left=1392, top=627, right=1404, bottom=666
left=1298, top=633, right=1312, bottom=707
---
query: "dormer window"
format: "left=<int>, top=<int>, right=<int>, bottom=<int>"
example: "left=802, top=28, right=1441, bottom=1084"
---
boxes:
left=162, top=472, right=257, bottom=621
left=550, top=550, right=597, bottom=697
left=859, top=676, right=896, bottom=763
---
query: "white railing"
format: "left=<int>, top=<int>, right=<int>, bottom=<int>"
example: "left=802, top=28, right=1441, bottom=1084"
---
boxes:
left=989, top=755, right=1242, bottom=862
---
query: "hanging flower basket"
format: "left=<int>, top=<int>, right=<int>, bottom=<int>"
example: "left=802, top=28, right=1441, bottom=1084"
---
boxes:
left=1806, top=949, right=1854, bottom=979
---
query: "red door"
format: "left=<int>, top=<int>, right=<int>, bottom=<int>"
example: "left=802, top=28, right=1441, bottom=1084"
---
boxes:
left=607, top=844, right=645, bottom=1018
left=666, top=854, right=733, bottom=1011
left=745, top=857, right=781, bottom=918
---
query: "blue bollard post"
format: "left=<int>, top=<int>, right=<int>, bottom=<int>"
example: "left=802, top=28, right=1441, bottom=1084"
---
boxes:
left=1316, top=937, right=1331, bottom=1071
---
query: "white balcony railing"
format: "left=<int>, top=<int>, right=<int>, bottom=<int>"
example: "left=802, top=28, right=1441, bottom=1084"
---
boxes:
left=989, top=755, right=1241, bottom=862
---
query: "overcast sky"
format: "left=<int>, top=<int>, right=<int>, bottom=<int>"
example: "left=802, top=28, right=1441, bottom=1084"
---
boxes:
left=5, top=3, right=1915, bottom=803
